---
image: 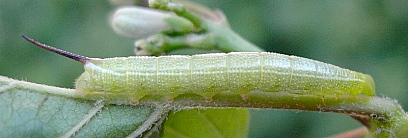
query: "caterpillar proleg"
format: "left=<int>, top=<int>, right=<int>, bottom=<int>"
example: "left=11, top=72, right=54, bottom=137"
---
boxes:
left=22, top=35, right=375, bottom=104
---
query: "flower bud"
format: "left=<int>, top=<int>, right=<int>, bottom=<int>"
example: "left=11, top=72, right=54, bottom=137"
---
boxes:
left=110, top=6, right=195, bottom=39
left=110, top=6, right=172, bottom=38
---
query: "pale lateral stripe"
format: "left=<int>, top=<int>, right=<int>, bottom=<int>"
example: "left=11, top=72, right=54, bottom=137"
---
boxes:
left=126, top=59, right=129, bottom=93
left=190, top=56, right=193, bottom=92
left=97, top=67, right=360, bottom=81
left=90, top=52, right=362, bottom=83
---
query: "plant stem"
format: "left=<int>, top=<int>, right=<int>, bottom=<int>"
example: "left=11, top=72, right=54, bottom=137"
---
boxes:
left=137, top=92, right=407, bottom=137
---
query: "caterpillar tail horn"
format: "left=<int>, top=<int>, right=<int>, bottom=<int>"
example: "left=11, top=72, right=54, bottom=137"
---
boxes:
left=21, top=34, right=89, bottom=64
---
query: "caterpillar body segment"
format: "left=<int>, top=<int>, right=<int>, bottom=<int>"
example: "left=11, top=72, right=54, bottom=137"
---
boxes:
left=75, top=52, right=375, bottom=104
left=22, top=35, right=375, bottom=104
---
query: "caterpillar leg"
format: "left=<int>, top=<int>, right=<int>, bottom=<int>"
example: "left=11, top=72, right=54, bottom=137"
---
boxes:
left=165, top=95, right=176, bottom=103
left=240, top=94, right=249, bottom=101
left=321, top=96, right=326, bottom=105
left=129, top=98, right=141, bottom=105
left=203, top=96, right=213, bottom=102
left=196, top=92, right=216, bottom=102
left=130, top=102, right=139, bottom=105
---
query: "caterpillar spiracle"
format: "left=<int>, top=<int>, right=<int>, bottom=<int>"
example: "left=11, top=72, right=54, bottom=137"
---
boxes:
left=22, top=35, right=375, bottom=104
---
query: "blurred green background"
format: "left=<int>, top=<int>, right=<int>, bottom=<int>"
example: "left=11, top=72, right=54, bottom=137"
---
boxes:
left=1, top=0, right=407, bottom=137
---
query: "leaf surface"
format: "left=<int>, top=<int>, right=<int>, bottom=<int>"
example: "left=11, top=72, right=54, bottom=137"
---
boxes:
left=0, top=76, right=153, bottom=137
left=0, top=76, right=250, bottom=137
left=163, top=108, right=249, bottom=138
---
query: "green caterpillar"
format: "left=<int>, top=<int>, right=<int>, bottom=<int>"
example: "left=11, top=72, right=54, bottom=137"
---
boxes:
left=22, top=34, right=375, bottom=104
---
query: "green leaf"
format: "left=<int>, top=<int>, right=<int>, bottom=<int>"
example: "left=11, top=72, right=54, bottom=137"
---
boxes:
left=0, top=76, right=250, bottom=137
left=163, top=108, right=249, bottom=138
left=0, top=76, right=155, bottom=137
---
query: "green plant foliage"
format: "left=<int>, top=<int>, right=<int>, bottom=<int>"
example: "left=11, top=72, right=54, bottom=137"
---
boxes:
left=1, top=0, right=408, bottom=137
left=163, top=108, right=249, bottom=138
left=0, top=77, right=153, bottom=137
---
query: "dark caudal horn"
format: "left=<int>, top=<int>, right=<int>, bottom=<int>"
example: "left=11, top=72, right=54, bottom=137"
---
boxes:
left=21, top=34, right=89, bottom=64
